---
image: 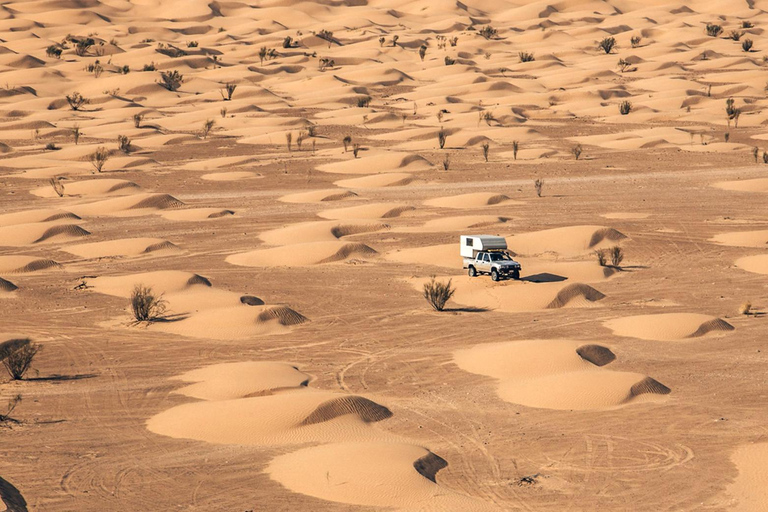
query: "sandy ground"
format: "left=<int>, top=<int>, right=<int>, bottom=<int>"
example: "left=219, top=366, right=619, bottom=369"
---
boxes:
left=2, top=0, right=768, bottom=510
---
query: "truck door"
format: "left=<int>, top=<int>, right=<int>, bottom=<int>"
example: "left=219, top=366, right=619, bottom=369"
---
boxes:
left=478, top=253, right=490, bottom=272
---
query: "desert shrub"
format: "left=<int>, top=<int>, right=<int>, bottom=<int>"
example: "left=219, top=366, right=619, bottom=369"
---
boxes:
left=45, top=142, right=60, bottom=151
left=753, top=147, right=759, bottom=162
left=706, top=23, right=722, bottom=37
left=479, top=26, right=497, bottom=40
left=423, top=277, right=455, bottom=311
left=392, top=35, right=399, bottom=47
left=74, top=37, right=95, bottom=56
left=342, top=135, right=352, bottom=152
left=317, top=29, right=335, bottom=46
left=158, top=70, right=183, bottom=91
left=88, top=147, right=109, bottom=173
left=130, top=285, right=167, bottom=322
left=307, top=125, right=316, bottom=137
left=283, top=36, right=294, bottom=48
left=619, top=100, right=632, bottom=115
left=156, top=43, right=186, bottom=58
left=742, top=39, right=754, bottom=52
left=133, top=113, right=144, bottom=128
left=419, top=44, right=427, bottom=61
left=630, top=36, right=641, bottom=47
left=85, top=60, right=103, bottom=78
left=143, top=62, right=156, bottom=71
left=742, top=21, right=754, bottom=29
left=187, top=40, right=198, bottom=48
left=379, top=36, right=385, bottom=47
left=595, top=249, right=607, bottom=266
left=725, top=132, right=730, bottom=143
left=296, top=130, right=306, bottom=150
left=534, top=178, right=543, bottom=197
left=120, top=65, right=130, bottom=74
left=617, top=58, right=631, bottom=72
left=220, top=107, right=227, bottom=118
left=65, top=91, right=89, bottom=111
left=221, top=83, right=236, bottom=101
left=49, top=177, right=64, bottom=197
left=572, top=144, right=583, bottom=160
left=610, top=246, right=624, bottom=267
left=738, top=301, right=752, bottom=315
left=319, top=57, right=334, bottom=71
left=481, top=142, right=490, bottom=162
left=353, top=143, right=360, bottom=158
left=72, top=125, right=81, bottom=144
left=512, top=140, right=519, bottom=160
left=357, top=96, right=371, bottom=108
left=46, top=45, right=63, bottom=58
left=438, top=129, right=446, bottom=149
left=0, top=395, right=21, bottom=423
left=444, top=56, right=456, bottom=65
left=449, top=36, right=458, bottom=46
left=285, top=132, right=292, bottom=151
left=1, top=341, right=40, bottom=380
left=729, top=30, right=744, bottom=41
left=117, top=135, right=131, bottom=153
left=442, top=154, right=450, bottom=170
left=519, top=51, right=534, bottom=62
left=763, top=151, right=768, bottom=164
left=258, top=46, right=268, bottom=65
left=598, top=37, right=616, bottom=54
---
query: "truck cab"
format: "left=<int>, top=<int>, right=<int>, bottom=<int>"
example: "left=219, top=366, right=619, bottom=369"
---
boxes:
left=461, top=235, right=521, bottom=281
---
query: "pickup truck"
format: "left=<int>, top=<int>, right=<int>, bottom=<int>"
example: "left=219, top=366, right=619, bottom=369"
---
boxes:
left=464, top=251, right=521, bottom=281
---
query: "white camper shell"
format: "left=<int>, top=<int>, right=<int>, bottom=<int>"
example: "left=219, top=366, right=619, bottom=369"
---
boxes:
left=460, top=235, right=508, bottom=259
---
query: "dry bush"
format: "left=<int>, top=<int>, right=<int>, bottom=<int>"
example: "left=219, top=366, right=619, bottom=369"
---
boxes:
left=512, top=140, right=519, bottom=160
left=72, top=125, right=81, bottom=144
left=45, top=142, right=60, bottom=151
left=742, top=39, right=754, bottom=52
left=479, top=26, right=497, bottom=40
left=158, top=70, right=183, bottom=91
left=617, top=58, right=631, bottom=72
left=763, top=151, right=768, bottom=164
left=444, top=56, right=456, bottom=65
left=598, top=37, right=616, bottom=54
left=201, top=119, right=215, bottom=139
left=738, top=301, right=752, bottom=315
left=423, top=277, right=455, bottom=311
left=133, top=113, right=144, bottom=128
left=729, top=30, right=745, bottom=41
left=357, top=96, right=371, bottom=108
left=49, top=177, right=64, bottom=197
left=610, top=246, right=624, bottom=267
left=66, top=91, right=89, bottom=111
left=285, top=132, right=292, bottom=152
left=706, top=23, right=723, bottom=37
left=1, top=340, right=40, bottom=380
left=46, top=45, right=63, bottom=58
left=220, top=107, right=227, bottom=118
left=117, top=135, right=131, bottom=153
left=283, top=36, right=294, bottom=48
left=619, top=100, right=632, bottom=115
left=572, top=143, right=583, bottom=160
left=0, top=394, right=21, bottom=424
left=143, top=62, right=156, bottom=71
left=353, top=143, right=361, bottom=158
left=317, top=29, right=335, bottom=47
left=438, top=130, right=447, bottom=149
left=187, top=40, right=198, bottom=48
left=753, top=147, right=759, bottom=163
left=630, top=35, right=641, bottom=47
left=392, top=35, right=399, bottom=47
left=221, top=83, right=236, bottom=101
left=482, top=142, right=490, bottom=162
left=130, top=285, right=168, bottom=322
left=379, top=36, right=385, bottom=47
left=534, top=178, right=543, bottom=197
left=742, top=21, right=754, bottom=29
left=296, top=131, right=306, bottom=150
left=419, top=44, right=427, bottom=61
left=342, top=135, right=352, bottom=152
left=89, top=147, right=109, bottom=173
left=442, top=154, right=450, bottom=170
left=595, top=249, right=607, bottom=266
left=319, top=57, right=334, bottom=71
left=519, top=51, right=534, bottom=62
left=74, top=37, right=94, bottom=56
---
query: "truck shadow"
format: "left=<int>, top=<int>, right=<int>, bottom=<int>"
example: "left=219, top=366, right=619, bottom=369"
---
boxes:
left=521, top=272, right=567, bottom=283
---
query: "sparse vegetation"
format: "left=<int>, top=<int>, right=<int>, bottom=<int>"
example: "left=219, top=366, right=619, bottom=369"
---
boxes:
left=283, top=36, right=294, bottom=48
left=763, top=151, right=768, bottom=164
left=442, top=154, right=450, bottom=170
left=117, top=135, right=131, bottom=153
left=438, top=129, right=447, bottom=149
left=444, top=56, right=456, bottom=65
left=595, top=249, right=607, bottom=266
left=479, top=25, right=498, bottom=40
left=753, top=146, right=759, bottom=163
left=88, top=147, right=109, bottom=173
left=73, top=36, right=95, bottom=56
left=72, top=125, right=81, bottom=144
left=379, top=36, right=385, bottom=47
left=729, top=30, right=745, bottom=41
left=317, top=29, right=335, bottom=47
left=572, top=143, right=583, bottom=160
left=319, top=57, right=335, bottom=71
left=201, top=119, right=215, bottom=139
left=617, top=58, right=631, bottom=72
left=482, top=142, right=490, bottom=162
left=423, top=277, right=455, bottom=312
left=158, top=70, right=184, bottom=91
left=598, top=37, right=616, bottom=54
left=187, top=40, right=198, bottom=48
left=65, top=91, right=89, bottom=111
left=742, top=21, right=754, bottom=29
left=392, top=35, right=399, bottom=47
left=45, top=142, right=60, bottom=151
left=221, top=83, right=236, bottom=101
left=725, top=132, right=730, bottom=143
left=357, top=96, right=371, bottom=108
left=130, top=285, right=168, bottom=322
left=2, top=341, right=39, bottom=380
left=519, top=51, right=534, bottom=62
left=419, top=44, right=427, bottom=61
left=0, top=394, right=21, bottom=424
left=133, top=113, right=144, bottom=128
left=630, top=35, right=641, bottom=48
left=285, top=132, right=292, bottom=152
left=353, top=143, right=361, bottom=158
left=48, top=177, right=64, bottom=197
left=610, top=246, right=624, bottom=267
left=220, top=107, right=227, bottom=118
left=512, top=140, right=519, bottom=160
left=742, top=39, right=754, bottom=52
left=143, top=62, right=156, bottom=71
left=619, top=100, right=632, bottom=115
left=449, top=36, right=458, bottom=47
left=534, top=178, right=543, bottom=197
left=343, top=135, right=352, bottom=152
left=706, top=23, right=723, bottom=37
left=46, top=45, right=63, bottom=58
left=738, top=301, right=752, bottom=315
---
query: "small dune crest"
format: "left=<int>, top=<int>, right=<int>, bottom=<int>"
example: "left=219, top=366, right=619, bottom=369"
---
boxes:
left=0, top=222, right=90, bottom=247
left=546, top=283, right=606, bottom=309
left=256, top=306, right=308, bottom=326
left=259, top=221, right=389, bottom=246
left=65, top=238, right=178, bottom=259
left=424, top=192, right=521, bottom=209
left=32, top=224, right=90, bottom=244
left=318, top=203, right=414, bottom=220
left=280, top=189, right=358, bottom=203
left=70, top=193, right=186, bottom=217
left=299, top=396, right=393, bottom=426
left=317, top=152, right=432, bottom=175
left=0, top=256, right=62, bottom=274
left=335, top=173, right=414, bottom=188
left=229, top=241, right=377, bottom=268
left=0, top=277, right=18, bottom=293
left=629, top=377, right=671, bottom=398
left=171, top=362, right=310, bottom=401
left=0, top=208, right=79, bottom=227
left=412, top=451, right=448, bottom=483
left=161, top=208, right=236, bottom=221
left=31, top=178, right=140, bottom=198
left=606, top=313, right=734, bottom=341
left=576, top=344, right=616, bottom=366
left=509, top=225, right=628, bottom=257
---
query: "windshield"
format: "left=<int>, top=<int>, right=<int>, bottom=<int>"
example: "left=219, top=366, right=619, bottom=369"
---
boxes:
left=488, top=253, right=511, bottom=261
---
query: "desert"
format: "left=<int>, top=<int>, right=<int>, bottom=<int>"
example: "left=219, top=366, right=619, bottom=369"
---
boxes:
left=1, top=0, right=768, bottom=511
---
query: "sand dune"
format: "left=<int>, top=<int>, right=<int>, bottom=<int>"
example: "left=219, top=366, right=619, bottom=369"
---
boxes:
left=31, top=178, right=140, bottom=198
left=0, top=256, right=62, bottom=274
left=227, top=241, right=377, bottom=267
left=0, top=222, right=90, bottom=247
left=200, top=171, right=260, bottom=181
left=424, top=192, right=521, bottom=209
left=403, top=215, right=511, bottom=233
left=268, top=442, right=494, bottom=511
left=508, top=226, right=627, bottom=257
left=735, top=254, right=768, bottom=275
left=280, top=189, right=358, bottom=203
left=259, top=220, right=389, bottom=245
left=728, top=442, right=768, bottom=511
left=0, top=208, right=80, bottom=227
left=713, top=178, right=768, bottom=193
left=69, top=193, right=185, bottom=217
left=711, top=229, right=768, bottom=248
left=160, top=208, right=236, bottom=221
left=334, top=173, right=414, bottom=188
left=605, top=313, right=734, bottom=340
left=64, top=238, right=180, bottom=259
left=454, top=340, right=670, bottom=410
left=0, top=277, right=18, bottom=295
left=318, top=152, right=433, bottom=175
left=318, top=203, right=414, bottom=220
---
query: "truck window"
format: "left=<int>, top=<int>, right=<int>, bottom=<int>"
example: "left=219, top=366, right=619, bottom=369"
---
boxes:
left=483, top=254, right=490, bottom=263
left=466, top=238, right=473, bottom=246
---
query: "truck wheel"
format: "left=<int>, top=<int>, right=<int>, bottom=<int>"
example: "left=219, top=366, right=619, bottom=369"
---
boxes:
left=468, top=266, right=477, bottom=277
left=511, top=270, right=520, bottom=280
left=491, top=269, right=499, bottom=282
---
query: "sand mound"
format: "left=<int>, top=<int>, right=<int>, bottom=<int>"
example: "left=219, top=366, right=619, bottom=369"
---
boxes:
left=714, top=178, right=768, bottom=193
left=508, top=226, right=627, bottom=256
left=256, top=306, right=308, bottom=326
left=0, top=208, right=80, bottom=227
left=240, top=296, right=265, bottom=306
left=711, top=230, right=768, bottom=248
left=267, top=442, right=492, bottom=510
left=171, top=362, right=310, bottom=401
left=64, top=238, right=179, bottom=259
left=0, top=277, right=18, bottom=294
left=318, top=203, right=414, bottom=220
left=227, top=241, right=377, bottom=267
left=728, top=442, right=768, bottom=511
left=31, top=178, right=140, bottom=198
left=546, top=283, right=606, bottom=309
left=424, top=192, right=520, bottom=209
left=89, top=271, right=212, bottom=297
left=299, top=396, right=393, bottom=426
left=70, top=194, right=185, bottom=217
left=405, top=215, right=510, bottom=232
left=0, top=222, right=90, bottom=247
left=259, top=221, right=389, bottom=245
left=280, top=189, right=358, bottom=203
left=161, top=208, right=236, bottom=221
left=334, top=173, right=413, bottom=188
left=454, top=340, right=670, bottom=411
left=735, top=254, right=768, bottom=275
left=201, top=171, right=258, bottom=181
left=0, top=256, right=61, bottom=274
left=317, top=152, right=432, bottom=175
left=605, top=313, right=734, bottom=341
